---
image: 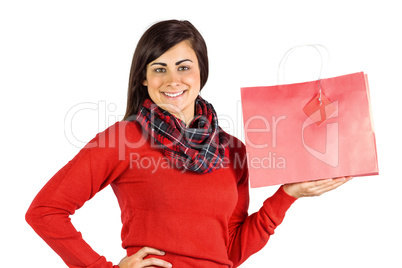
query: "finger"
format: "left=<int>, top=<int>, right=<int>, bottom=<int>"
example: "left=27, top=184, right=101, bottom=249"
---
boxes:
left=313, top=178, right=334, bottom=187
left=333, top=176, right=353, bottom=181
left=142, top=257, right=172, bottom=268
left=315, top=178, right=349, bottom=195
left=313, top=176, right=351, bottom=189
left=136, top=247, right=166, bottom=259
left=307, top=178, right=345, bottom=195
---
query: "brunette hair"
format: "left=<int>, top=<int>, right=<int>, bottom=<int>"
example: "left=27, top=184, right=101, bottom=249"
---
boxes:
left=123, top=20, right=209, bottom=120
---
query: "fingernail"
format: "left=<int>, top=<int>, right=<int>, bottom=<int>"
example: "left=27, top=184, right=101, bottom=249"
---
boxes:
left=160, top=250, right=166, bottom=255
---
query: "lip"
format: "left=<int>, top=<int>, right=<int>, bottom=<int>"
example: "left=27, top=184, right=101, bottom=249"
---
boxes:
left=162, top=90, right=187, bottom=98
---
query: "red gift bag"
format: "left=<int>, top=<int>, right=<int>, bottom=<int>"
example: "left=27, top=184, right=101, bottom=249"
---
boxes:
left=241, top=47, right=378, bottom=188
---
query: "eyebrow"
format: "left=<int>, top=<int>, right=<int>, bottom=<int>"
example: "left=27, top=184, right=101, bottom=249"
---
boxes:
left=150, top=59, right=193, bottom=67
left=175, top=59, right=192, bottom=65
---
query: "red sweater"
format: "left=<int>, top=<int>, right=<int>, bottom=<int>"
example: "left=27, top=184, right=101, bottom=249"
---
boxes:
left=26, top=121, right=296, bottom=268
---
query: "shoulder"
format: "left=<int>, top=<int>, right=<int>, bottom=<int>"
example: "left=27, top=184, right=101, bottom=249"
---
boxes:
left=84, top=120, right=147, bottom=150
left=220, top=128, right=246, bottom=154
left=220, top=129, right=248, bottom=175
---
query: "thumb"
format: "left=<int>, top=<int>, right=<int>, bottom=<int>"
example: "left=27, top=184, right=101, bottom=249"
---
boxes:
left=117, top=255, right=129, bottom=267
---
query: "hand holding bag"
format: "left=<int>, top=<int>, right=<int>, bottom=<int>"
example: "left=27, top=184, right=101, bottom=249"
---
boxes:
left=241, top=45, right=379, bottom=188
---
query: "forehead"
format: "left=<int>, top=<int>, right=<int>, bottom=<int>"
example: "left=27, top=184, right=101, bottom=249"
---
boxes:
left=151, top=41, right=198, bottom=63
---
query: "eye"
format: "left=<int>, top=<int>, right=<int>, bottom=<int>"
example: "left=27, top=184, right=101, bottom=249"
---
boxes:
left=154, top=68, right=166, bottom=73
left=178, top=66, right=189, bottom=71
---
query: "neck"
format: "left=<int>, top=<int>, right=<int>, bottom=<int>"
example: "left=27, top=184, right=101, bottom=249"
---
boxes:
left=172, top=112, right=194, bottom=126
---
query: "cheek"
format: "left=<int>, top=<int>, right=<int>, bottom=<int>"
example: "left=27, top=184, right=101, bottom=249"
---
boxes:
left=146, top=75, right=163, bottom=90
left=185, top=71, right=201, bottom=88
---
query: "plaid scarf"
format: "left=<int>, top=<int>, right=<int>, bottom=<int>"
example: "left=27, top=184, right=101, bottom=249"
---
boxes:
left=136, top=96, right=229, bottom=173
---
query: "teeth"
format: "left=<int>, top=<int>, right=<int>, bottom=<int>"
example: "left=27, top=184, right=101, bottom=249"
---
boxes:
left=164, top=91, right=184, bottom=97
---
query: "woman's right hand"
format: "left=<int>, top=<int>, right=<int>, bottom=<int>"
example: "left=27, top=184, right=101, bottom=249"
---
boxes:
left=118, top=247, right=172, bottom=268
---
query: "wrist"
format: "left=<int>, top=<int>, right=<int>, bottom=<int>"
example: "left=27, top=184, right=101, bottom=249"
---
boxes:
left=282, top=184, right=300, bottom=199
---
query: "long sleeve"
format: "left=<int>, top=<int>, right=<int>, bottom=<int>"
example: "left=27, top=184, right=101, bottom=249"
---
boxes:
left=25, top=122, right=131, bottom=268
left=227, top=155, right=297, bottom=267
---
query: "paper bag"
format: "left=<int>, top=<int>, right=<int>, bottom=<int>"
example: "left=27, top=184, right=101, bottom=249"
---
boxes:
left=241, top=72, right=379, bottom=188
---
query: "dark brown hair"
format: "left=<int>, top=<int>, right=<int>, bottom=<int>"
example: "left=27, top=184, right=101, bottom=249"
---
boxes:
left=123, top=20, right=209, bottom=121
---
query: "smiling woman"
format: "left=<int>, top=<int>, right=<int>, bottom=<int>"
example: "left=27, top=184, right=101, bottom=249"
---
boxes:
left=25, top=19, right=350, bottom=268
left=143, top=41, right=201, bottom=125
left=123, top=20, right=209, bottom=123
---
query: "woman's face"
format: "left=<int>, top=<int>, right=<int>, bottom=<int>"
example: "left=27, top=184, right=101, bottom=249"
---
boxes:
left=143, top=41, right=201, bottom=124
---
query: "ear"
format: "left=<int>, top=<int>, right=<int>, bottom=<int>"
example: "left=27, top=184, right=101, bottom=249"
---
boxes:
left=142, top=79, right=148, bottom=86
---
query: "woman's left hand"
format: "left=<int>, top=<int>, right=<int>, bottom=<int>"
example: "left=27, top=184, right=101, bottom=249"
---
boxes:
left=282, top=176, right=353, bottom=199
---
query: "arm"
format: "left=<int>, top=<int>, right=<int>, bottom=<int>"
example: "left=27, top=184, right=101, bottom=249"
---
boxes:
left=226, top=164, right=297, bottom=267
left=25, top=122, right=130, bottom=268
left=226, top=145, right=352, bottom=267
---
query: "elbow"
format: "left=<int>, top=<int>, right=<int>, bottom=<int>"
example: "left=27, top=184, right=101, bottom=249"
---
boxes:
left=25, top=204, right=41, bottom=230
left=26, top=201, right=72, bottom=232
left=25, top=202, right=52, bottom=231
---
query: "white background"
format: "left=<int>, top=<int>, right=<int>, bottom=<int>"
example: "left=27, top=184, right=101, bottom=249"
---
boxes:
left=1, top=0, right=401, bottom=267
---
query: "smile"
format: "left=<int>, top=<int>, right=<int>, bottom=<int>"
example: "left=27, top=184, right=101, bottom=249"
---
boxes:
left=163, top=90, right=185, bottom=97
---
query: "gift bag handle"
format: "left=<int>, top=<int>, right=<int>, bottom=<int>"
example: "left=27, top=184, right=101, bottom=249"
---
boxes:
left=277, top=44, right=330, bottom=104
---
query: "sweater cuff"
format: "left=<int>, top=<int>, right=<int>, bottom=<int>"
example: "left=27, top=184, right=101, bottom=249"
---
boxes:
left=262, top=185, right=297, bottom=223
left=87, top=256, right=117, bottom=268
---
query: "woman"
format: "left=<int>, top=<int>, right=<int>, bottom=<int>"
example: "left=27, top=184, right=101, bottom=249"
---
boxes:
left=26, top=20, right=351, bottom=268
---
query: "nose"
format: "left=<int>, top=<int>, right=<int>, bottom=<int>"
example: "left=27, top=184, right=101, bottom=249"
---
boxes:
left=165, top=71, right=181, bottom=87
